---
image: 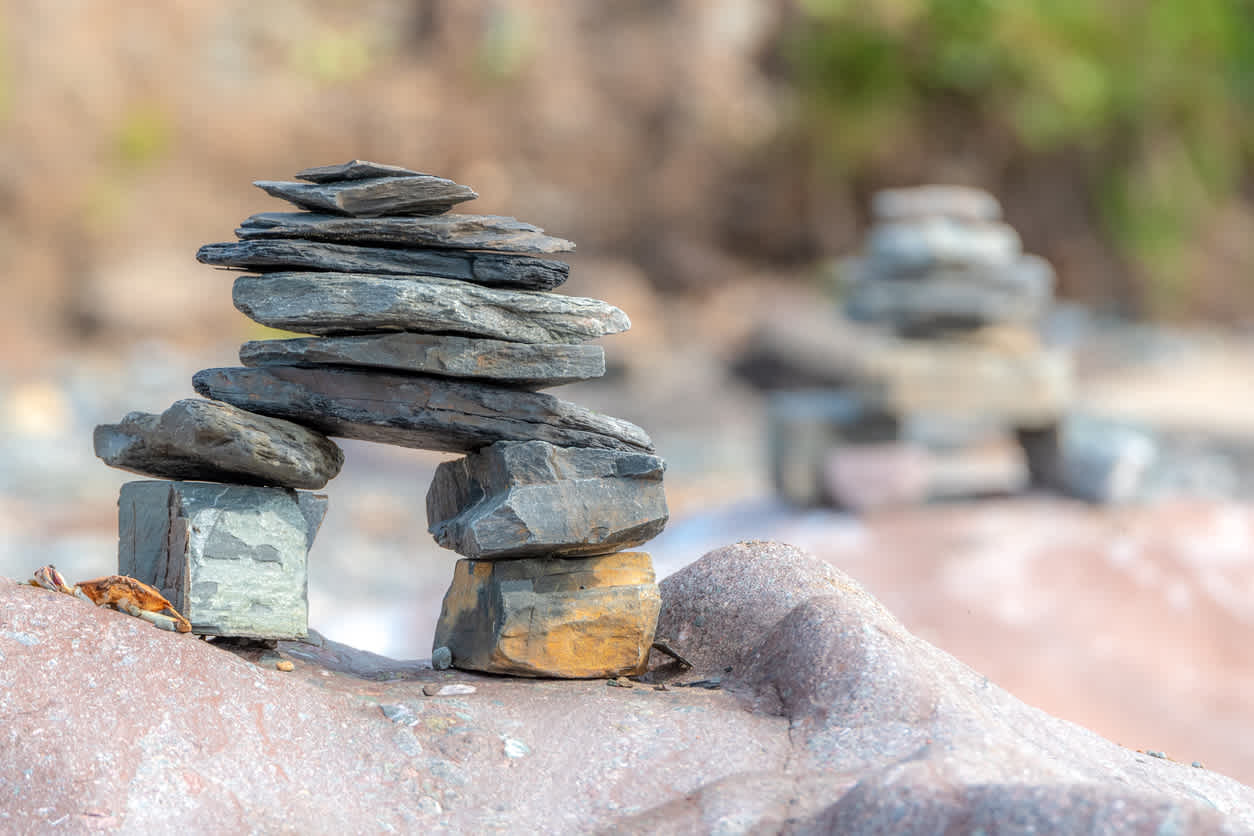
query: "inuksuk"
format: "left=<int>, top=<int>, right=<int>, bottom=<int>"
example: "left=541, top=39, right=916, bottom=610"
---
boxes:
left=767, top=185, right=1073, bottom=509
left=94, top=161, right=668, bottom=677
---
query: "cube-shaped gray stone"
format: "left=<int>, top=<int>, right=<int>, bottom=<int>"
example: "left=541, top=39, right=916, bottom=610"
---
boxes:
left=117, top=481, right=326, bottom=639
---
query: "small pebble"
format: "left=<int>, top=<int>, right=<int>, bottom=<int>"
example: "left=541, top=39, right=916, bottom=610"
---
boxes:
left=380, top=703, right=420, bottom=726
left=1147, top=750, right=1166, bottom=759
left=607, top=677, right=635, bottom=689
left=423, top=683, right=476, bottom=697
left=431, top=646, right=452, bottom=670
left=1192, top=761, right=1205, bottom=769
left=275, top=660, right=294, bottom=672
left=503, top=738, right=529, bottom=759
left=693, top=615, right=705, bottom=628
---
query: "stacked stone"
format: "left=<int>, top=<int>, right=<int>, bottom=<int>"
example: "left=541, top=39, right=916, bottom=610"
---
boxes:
left=96, top=160, right=667, bottom=676
left=769, top=186, right=1073, bottom=509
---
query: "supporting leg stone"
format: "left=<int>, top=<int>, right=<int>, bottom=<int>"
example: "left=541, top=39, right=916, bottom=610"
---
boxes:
left=432, top=552, right=661, bottom=678
left=117, top=480, right=326, bottom=640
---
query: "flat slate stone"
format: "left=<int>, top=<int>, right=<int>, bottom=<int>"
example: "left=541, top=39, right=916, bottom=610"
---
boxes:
left=237, top=212, right=575, bottom=254
left=240, top=334, right=605, bottom=388
left=294, top=159, right=421, bottom=182
left=255, top=176, right=478, bottom=217
left=118, top=480, right=325, bottom=640
left=193, top=365, right=654, bottom=454
left=871, top=185, right=1002, bottom=222
left=232, top=273, right=629, bottom=343
left=427, top=440, right=668, bottom=559
left=432, top=552, right=661, bottom=678
left=865, top=218, right=1021, bottom=275
left=94, top=398, right=344, bottom=489
left=196, top=240, right=569, bottom=291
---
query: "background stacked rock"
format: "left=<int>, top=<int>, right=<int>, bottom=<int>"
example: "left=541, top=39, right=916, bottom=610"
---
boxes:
left=767, top=186, right=1074, bottom=509
left=189, top=161, right=668, bottom=676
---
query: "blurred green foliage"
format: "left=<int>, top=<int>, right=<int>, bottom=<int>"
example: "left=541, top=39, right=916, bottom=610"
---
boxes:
left=787, top=0, right=1254, bottom=314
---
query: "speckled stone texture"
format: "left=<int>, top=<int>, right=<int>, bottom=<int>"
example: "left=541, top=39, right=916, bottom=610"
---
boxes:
left=3, top=540, right=1253, bottom=834
left=117, top=480, right=325, bottom=639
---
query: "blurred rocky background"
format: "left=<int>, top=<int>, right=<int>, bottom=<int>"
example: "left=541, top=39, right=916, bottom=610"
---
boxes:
left=3, top=0, right=1254, bottom=786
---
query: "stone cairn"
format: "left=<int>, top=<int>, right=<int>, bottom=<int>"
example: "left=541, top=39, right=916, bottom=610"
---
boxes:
left=94, top=160, right=669, bottom=677
left=769, top=185, right=1074, bottom=509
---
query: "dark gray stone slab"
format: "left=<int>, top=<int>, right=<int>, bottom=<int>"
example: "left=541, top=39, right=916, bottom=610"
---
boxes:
left=843, top=255, right=1055, bottom=331
left=192, top=365, right=654, bottom=454
left=231, top=273, right=629, bottom=343
left=240, top=334, right=604, bottom=388
left=871, top=185, right=1002, bottom=222
left=196, top=240, right=569, bottom=290
left=427, top=440, right=668, bottom=559
left=94, top=398, right=344, bottom=489
left=237, top=212, right=575, bottom=254
left=254, top=175, right=478, bottom=217
left=118, top=480, right=324, bottom=639
left=294, top=159, right=420, bottom=183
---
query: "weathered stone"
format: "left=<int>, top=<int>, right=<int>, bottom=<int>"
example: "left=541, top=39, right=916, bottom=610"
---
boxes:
left=871, top=185, right=1003, bottom=222
left=432, top=552, right=661, bottom=678
left=427, top=440, right=668, bottom=559
left=196, top=240, right=569, bottom=290
left=1060, top=413, right=1159, bottom=503
left=193, top=365, right=654, bottom=453
left=240, top=333, right=605, bottom=388
left=237, top=211, right=575, bottom=254
left=231, top=273, right=629, bottom=343
left=93, top=398, right=343, bottom=489
left=866, top=218, right=1021, bottom=275
left=117, top=480, right=325, bottom=639
left=294, top=159, right=421, bottom=182
left=255, top=174, right=477, bottom=217
left=843, top=255, right=1055, bottom=331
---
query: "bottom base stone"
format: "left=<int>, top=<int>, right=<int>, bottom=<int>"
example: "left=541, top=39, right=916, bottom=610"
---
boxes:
left=432, top=552, right=661, bottom=678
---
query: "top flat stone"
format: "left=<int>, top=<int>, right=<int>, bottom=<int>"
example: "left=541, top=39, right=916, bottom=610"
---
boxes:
left=237, top=212, right=575, bottom=254
left=295, top=160, right=422, bottom=183
left=255, top=176, right=479, bottom=218
left=872, top=186, right=1002, bottom=222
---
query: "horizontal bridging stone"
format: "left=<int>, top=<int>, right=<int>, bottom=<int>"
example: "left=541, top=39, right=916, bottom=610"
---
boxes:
left=193, top=365, right=654, bottom=454
left=196, top=240, right=569, bottom=291
left=427, top=440, right=668, bottom=559
left=240, top=333, right=605, bottom=388
left=231, top=272, right=629, bottom=343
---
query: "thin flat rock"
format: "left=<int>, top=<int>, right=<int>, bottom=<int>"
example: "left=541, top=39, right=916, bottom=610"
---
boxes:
left=192, top=366, right=654, bottom=454
left=196, top=240, right=568, bottom=291
left=93, top=398, right=344, bottom=489
left=295, top=160, right=422, bottom=183
left=237, top=212, right=575, bottom=254
left=240, top=333, right=605, bottom=388
left=254, top=176, right=478, bottom=217
left=232, top=273, right=629, bottom=343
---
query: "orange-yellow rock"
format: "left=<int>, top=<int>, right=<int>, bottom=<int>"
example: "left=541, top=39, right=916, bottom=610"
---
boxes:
left=432, top=552, right=660, bottom=678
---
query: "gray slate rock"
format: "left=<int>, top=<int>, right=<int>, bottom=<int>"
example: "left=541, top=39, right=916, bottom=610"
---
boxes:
left=866, top=218, right=1021, bottom=275
left=232, top=273, right=629, bottom=343
left=237, top=212, right=575, bottom=254
left=240, top=333, right=605, bottom=388
left=295, top=159, right=421, bottom=182
left=254, top=175, right=478, bottom=217
left=196, top=240, right=569, bottom=290
left=94, top=398, right=344, bottom=489
left=871, top=185, right=1003, bottom=222
left=1060, top=413, right=1159, bottom=504
left=193, top=365, right=654, bottom=454
left=844, top=255, right=1055, bottom=331
left=427, top=440, right=668, bottom=559
left=118, top=480, right=325, bottom=639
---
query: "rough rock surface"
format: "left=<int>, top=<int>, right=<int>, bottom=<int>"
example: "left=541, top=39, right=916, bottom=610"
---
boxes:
left=426, top=440, right=668, bottom=558
left=3, top=540, right=1253, bottom=833
left=237, top=211, right=575, bottom=254
left=255, top=174, right=477, bottom=217
left=197, top=240, right=570, bottom=290
left=93, top=398, right=344, bottom=489
left=240, top=333, right=605, bottom=388
left=432, top=551, right=661, bottom=678
left=118, top=480, right=326, bottom=639
left=193, top=365, right=654, bottom=453
left=232, top=272, right=629, bottom=343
